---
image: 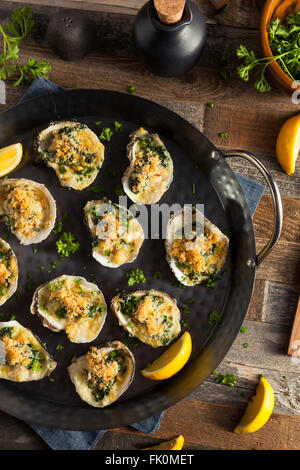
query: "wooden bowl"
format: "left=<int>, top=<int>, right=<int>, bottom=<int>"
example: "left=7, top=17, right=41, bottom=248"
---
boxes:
left=260, top=0, right=300, bottom=93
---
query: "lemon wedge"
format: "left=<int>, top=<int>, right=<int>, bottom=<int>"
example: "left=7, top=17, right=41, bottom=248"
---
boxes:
left=234, top=377, right=274, bottom=434
left=141, top=332, right=192, bottom=381
left=0, top=143, right=23, bottom=177
left=276, top=113, right=300, bottom=175
left=142, top=435, right=184, bottom=450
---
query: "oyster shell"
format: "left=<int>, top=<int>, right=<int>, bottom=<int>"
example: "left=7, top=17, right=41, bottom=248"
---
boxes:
left=122, top=127, right=173, bottom=204
left=36, top=121, right=105, bottom=190
left=0, top=238, right=18, bottom=306
left=111, top=289, right=181, bottom=348
left=68, top=340, right=135, bottom=408
left=84, top=198, right=144, bottom=268
left=30, top=275, right=107, bottom=343
left=0, top=178, right=56, bottom=245
left=165, top=207, right=229, bottom=287
left=0, top=320, right=56, bottom=382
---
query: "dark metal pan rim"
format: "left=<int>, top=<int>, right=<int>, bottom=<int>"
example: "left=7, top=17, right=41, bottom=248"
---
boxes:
left=0, top=89, right=282, bottom=430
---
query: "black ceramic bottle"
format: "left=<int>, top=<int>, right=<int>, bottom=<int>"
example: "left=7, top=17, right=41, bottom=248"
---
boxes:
left=133, top=0, right=206, bottom=77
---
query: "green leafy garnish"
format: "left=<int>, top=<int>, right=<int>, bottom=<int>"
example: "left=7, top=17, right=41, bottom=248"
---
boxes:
left=56, top=232, right=80, bottom=257
left=0, top=6, right=51, bottom=86
left=126, top=268, right=146, bottom=286
left=219, top=132, right=228, bottom=138
left=89, top=185, right=104, bottom=193
left=114, top=121, right=123, bottom=132
left=128, top=85, right=136, bottom=93
left=207, top=310, right=222, bottom=329
left=216, top=373, right=237, bottom=387
left=99, top=127, right=113, bottom=142
left=240, top=326, right=247, bottom=333
left=237, top=13, right=300, bottom=92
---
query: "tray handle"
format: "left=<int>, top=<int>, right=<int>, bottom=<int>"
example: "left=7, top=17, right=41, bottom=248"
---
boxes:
left=222, top=150, right=283, bottom=266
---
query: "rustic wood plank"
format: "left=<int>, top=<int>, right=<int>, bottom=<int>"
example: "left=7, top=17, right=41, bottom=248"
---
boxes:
left=225, top=319, right=296, bottom=373
left=116, top=398, right=300, bottom=449
left=254, top=195, right=300, bottom=244
left=190, top=362, right=300, bottom=415
left=262, top=281, right=299, bottom=326
left=0, top=410, right=48, bottom=449
left=246, top=279, right=265, bottom=322
left=4, top=0, right=263, bottom=28
left=255, top=239, right=300, bottom=284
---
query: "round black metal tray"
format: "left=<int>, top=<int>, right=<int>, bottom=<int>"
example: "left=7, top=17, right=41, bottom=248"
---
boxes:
left=0, top=89, right=281, bottom=430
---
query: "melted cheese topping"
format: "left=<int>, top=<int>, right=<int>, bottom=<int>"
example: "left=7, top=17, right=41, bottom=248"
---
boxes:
left=45, top=277, right=103, bottom=321
left=0, top=245, right=17, bottom=296
left=170, top=229, right=224, bottom=278
left=118, top=291, right=180, bottom=347
left=93, top=206, right=142, bottom=265
left=86, top=347, right=119, bottom=387
left=0, top=183, right=51, bottom=239
left=37, top=276, right=106, bottom=343
left=127, top=128, right=172, bottom=202
left=41, top=124, right=104, bottom=189
left=2, top=335, right=32, bottom=367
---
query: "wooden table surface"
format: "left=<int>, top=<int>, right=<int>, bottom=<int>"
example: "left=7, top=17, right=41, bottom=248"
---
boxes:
left=0, top=0, right=300, bottom=450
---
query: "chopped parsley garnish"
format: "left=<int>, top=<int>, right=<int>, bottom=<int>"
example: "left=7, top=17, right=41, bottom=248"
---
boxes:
left=128, top=85, right=136, bottom=93
left=114, top=121, right=123, bottom=132
left=0, top=326, right=13, bottom=338
left=173, top=280, right=187, bottom=289
left=219, top=132, right=228, bottom=139
left=243, top=342, right=249, bottom=348
left=59, top=165, right=67, bottom=174
left=126, top=268, right=146, bottom=286
left=15, top=292, right=21, bottom=302
left=207, top=310, right=222, bottom=329
left=10, top=315, right=16, bottom=321
left=203, top=275, right=220, bottom=288
left=55, top=307, right=67, bottom=318
left=89, top=185, right=104, bottom=193
left=52, top=221, right=63, bottom=234
left=95, top=120, right=101, bottom=126
left=216, top=373, right=237, bottom=387
left=207, top=102, right=214, bottom=108
left=99, top=127, right=113, bottom=142
left=33, top=248, right=37, bottom=254
left=56, top=232, right=80, bottom=257
left=56, top=344, right=64, bottom=351
left=240, top=326, right=247, bottom=333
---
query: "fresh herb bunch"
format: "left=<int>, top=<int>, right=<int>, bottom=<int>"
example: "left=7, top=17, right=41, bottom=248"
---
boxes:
left=237, top=12, right=300, bottom=92
left=0, top=6, right=51, bottom=86
left=56, top=232, right=80, bottom=257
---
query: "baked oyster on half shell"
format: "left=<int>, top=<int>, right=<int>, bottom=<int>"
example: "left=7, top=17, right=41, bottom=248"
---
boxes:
left=165, top=207, right=229, bottom=287
left=0, top=321, right=56, bottom=382
left=36, top=121, right=105, bottom=190
left=84, top=198, right=144, bottom=268
left=30, top=275, right=107, bottom=343
left=68, top=341, right=135, bottom=408
left=122, top=127, right=173, bottom=204
left=0, top=178, right=56, bottom=245
left=0, top=238, right=18, bottom=306
left=111, top=289, right=181, bottom=348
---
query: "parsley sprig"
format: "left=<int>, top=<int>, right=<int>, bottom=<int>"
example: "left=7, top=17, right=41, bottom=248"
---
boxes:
left=237, top=12, right=300, bottom=92
left=56, top=232, right=80, bottom=257
left=0, top=6, right=51, bottom=86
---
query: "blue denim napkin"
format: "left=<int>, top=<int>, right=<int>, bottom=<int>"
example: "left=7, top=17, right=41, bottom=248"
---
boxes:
left=18, top=77, right=264, bottom=450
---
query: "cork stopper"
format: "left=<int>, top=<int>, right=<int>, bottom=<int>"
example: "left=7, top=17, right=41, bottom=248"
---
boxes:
left=154, top=0, right=186, bottom=25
